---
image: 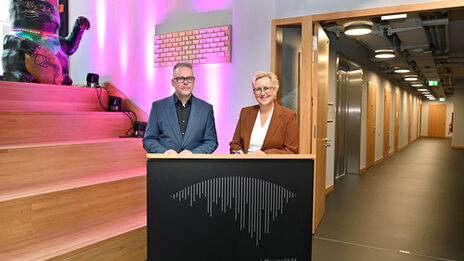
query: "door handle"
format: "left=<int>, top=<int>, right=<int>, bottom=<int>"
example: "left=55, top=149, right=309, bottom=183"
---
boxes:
left=323, top=138, right=331, bottom=142
left=325, top=143, right=331, bottom=147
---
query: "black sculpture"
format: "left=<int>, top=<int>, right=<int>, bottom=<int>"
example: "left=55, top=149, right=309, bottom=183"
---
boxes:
left=2, top=0, right=90, bottom=85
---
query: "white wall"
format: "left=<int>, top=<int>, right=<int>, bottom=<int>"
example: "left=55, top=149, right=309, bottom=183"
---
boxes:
left=69, top=0, right=276, bottom=153
left=452, top=83, right=464, bottom=147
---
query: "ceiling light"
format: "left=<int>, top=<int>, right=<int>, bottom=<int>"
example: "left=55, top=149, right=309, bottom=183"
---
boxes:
left=411, top=83, right=423, bottom=87
left=394, top=68, right=410, bottom=73
left=344, top=24, right=372, bottom=36
left=381, top=13, right=408, bottom=20
left=417, top=88, right=428, bottom=91
left=375, top=49, right=395, bottom=59
left=404, top=76, right=418, bottom=81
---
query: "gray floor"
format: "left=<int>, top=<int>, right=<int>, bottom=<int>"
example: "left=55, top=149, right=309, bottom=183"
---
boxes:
left=312, top=138, right=464, bottom=261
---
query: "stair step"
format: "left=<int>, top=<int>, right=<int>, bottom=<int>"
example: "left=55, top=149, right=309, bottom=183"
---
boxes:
left=0, top=206, right=146, bottom=261
left=0, top=175, right=146, bottom=246
left=0, top=139, right=147, bottom=192
left=0, top=81, right=109, bottom=112
left=0, top=166, right=145, bottom=202
left=0, top=111, right=134, bottom=146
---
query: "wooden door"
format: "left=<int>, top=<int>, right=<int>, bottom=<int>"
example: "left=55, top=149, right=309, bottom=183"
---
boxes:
left=366, top=82, right=376, bottom=168
left=383, top=89, right=391, bottom=158
left=313, top=23, right=329, bottom=232
left=408, top=99, right=412, bottom=143
left=428, top=104, right=446, bottom=137
left=418, top=103, right=422, bottom=138
left=394, top=92, right=400, bottom=152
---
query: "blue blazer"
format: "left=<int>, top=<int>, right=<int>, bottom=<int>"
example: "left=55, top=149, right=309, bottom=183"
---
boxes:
left=143, top=95, right=218, bottom=154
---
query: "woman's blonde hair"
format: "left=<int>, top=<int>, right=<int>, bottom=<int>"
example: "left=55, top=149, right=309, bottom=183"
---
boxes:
left=252, top=71, right=279, bottom=89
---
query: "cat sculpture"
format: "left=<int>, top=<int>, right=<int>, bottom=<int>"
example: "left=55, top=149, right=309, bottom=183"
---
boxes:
left=2, top=0, right=90, bottom=85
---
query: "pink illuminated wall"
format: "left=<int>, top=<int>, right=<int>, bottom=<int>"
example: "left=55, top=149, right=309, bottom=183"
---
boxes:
left=69, top=0, right=275, bottom=154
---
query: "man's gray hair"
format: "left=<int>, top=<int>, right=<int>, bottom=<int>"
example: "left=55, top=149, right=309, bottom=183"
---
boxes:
left=173, top=62, right=193, bottom=76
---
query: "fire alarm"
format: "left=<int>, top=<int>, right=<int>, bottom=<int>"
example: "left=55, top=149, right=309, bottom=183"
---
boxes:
left=58, top=4, right=65, bottom=13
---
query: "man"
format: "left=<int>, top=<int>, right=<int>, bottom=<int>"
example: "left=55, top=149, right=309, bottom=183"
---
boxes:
left=143, top=62, right=218, bottom=154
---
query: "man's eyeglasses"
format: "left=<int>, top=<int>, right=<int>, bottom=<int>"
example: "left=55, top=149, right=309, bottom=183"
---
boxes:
left=174, top=76, right=195, bottom=83
left=253, top=86, right=274, bottom=94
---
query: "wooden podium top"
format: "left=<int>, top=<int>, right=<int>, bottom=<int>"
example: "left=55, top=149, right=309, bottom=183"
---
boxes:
left=146, top=153, right=315, bottom=159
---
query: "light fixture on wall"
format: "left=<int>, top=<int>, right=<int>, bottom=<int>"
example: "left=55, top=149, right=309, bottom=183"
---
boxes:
left=404, top=75, right=418, bottom=81
left=374, top=49, right=395, bottom=59
left=394, top=68, right=410, bottom=73
left=344, top=23, right=372, bottom=36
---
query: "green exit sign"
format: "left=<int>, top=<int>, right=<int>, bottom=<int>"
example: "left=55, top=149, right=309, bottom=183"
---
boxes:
left=428, top=80, right=438, bottom=86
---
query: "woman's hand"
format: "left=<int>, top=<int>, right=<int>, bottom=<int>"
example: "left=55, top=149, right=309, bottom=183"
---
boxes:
left=250, top=150, right=266, bottom=155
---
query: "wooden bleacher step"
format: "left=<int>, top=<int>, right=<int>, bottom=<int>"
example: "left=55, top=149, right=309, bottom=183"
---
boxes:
left=0, top=81, right=148, bottom=260
left=0, top=81, right=109, bottom=112
left=0, top=111, right=134, bottom=146
left=0, top=206, right=146, bottom=261
left=0, top=166, right=146, bottom=203
left=0, top=138, right=146, bottom=194
left=0, top=175, right=146, bottom=246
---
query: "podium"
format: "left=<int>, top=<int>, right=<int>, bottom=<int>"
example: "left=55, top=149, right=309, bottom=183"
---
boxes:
left=146, top=154, right=315, bottom=261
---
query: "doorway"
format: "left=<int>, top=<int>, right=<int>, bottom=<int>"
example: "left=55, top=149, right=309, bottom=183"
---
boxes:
left=428, top=104, right=447, bottom=137
left=335, top=57, right=362, bottom=178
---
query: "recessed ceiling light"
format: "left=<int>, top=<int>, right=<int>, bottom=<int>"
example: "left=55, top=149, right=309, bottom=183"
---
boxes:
left=394, top=68, right=410, bottom=73
left=417, top=88, right=428, bottom=91
left=344, top=24, right=372, bottom=36
left=411, top=83, right=423, bottom=87
left=381, top=14, right=408, bottom=20
left=375, top=49, right=395, bottom=59
left=404, top=77, right=418, bottom=81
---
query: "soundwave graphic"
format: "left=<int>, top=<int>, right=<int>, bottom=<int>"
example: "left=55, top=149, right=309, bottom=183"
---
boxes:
left=171, top=176, right=296, bottom=246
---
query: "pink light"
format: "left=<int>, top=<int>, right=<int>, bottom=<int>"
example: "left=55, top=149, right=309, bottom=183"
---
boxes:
left=96, top=0, right=106, bottom=52
left=194, top=63, right=232, bottom=154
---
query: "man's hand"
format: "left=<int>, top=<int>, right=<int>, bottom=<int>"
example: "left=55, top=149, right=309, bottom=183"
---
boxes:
left=179, top=150, right=193, bottom=154
left=250, top=150, right=266, bottom=155
left=164, top=149, right=178, bottom=154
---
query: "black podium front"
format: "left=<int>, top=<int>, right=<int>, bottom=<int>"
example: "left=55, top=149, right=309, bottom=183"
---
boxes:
left=147, top=154, right=314, bottom=261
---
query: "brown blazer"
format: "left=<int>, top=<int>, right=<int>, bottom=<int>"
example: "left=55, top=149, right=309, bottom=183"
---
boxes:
left=229, top=102, right=299, bottom=154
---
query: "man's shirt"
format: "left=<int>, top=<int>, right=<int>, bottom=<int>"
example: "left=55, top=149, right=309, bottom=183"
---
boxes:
left=174, top=95, right=192, bottom=137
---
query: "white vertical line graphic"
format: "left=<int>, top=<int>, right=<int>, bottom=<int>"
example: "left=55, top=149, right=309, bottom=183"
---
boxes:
left=170, top=177, right=296, bottom=246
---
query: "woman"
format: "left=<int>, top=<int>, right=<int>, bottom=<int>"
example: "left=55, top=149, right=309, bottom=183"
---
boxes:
left=229, top=71, right=299, bottom=154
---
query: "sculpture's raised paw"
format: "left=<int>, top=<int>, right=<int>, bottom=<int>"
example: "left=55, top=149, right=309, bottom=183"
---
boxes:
left=76, top=16, right=90, bottom=30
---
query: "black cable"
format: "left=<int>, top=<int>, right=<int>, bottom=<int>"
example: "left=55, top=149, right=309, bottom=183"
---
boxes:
left=92, top=85, right=139, bottom=137
left=94, top=85, right=110, bottom=111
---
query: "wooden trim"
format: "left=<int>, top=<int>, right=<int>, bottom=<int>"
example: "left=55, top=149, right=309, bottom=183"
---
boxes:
left=301, top=16, right=314, bottom=154
left=147, top=154, right=316, bottom=159
left=452, top=146, right=464, bottom=149
left=374, top=157, right=383, bottom=166
left=325, top=184, right=334, bottom=195
left=388, top=151, right=395, bottom=157
left=273, top=17, right=304, bottom=26
left=398, top=143, right=408, bottom=151
left=360, top=167, right=367, bottom=174
left=312, top=0, right=464, bottom=21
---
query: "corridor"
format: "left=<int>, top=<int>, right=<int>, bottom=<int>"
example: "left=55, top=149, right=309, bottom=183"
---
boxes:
left=312, top=138, right=464, bottom=261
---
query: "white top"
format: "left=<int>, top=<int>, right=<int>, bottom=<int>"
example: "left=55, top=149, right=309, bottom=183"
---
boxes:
left=247, top=108, right=274, bottom=154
